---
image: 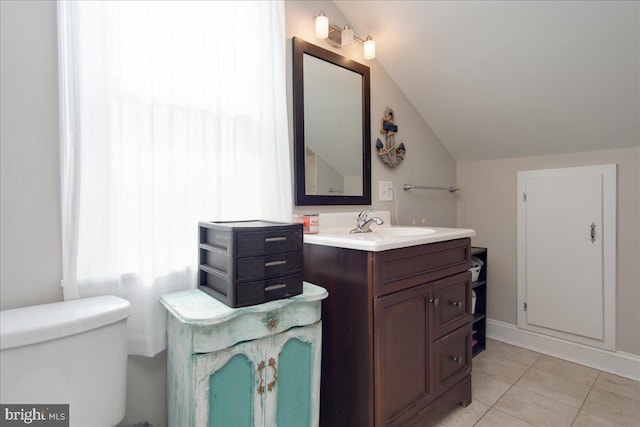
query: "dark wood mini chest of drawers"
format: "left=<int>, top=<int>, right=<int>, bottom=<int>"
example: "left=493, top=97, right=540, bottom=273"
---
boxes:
left=198, top=220, right=303, bottom=307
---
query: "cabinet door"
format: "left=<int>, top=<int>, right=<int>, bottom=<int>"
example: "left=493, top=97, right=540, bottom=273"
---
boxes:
left=375, top=283, right=433, bottom=427
left=267, top=322, right=322, bottom=427
left=193, top=339, right=266, bottom=426
left=431, top=272, right=472, bottom=339
left=193, top=322, right=322, bottom=427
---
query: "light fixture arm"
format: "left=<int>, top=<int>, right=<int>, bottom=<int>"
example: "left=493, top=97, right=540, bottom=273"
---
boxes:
left=328, top=23, right=367, bottom=44
left=313, top=12, right=375, bottom=59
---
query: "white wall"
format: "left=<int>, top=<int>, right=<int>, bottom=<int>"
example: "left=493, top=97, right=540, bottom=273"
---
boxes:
left=1, top=0, right=62, bottom=309
left=457, top=147, right=640, bottom=356
left=0, top=1, right=457, bottom=426
left=286, top=0, right=458, bottom=227
left=0, top=3, right=166, bottom=426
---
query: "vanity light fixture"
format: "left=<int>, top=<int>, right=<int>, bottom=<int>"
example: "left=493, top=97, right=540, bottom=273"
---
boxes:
left=341, top=25, right=353, bottom=47
left=313, top=11, right=376, bottom=60
left=315, top=11, right=329, bottom=39
left=363, top=35, right=376, bottom=60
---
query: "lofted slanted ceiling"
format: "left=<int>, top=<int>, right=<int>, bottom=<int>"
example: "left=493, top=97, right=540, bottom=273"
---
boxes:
left=334, top=0, right=640, bottom=161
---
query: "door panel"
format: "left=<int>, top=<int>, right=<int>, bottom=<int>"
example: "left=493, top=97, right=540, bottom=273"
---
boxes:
left=276, top=338, right=312, bottom=427
left=517, top=164, right=617, bottom=351
left=208, top=354, right=254, bottom=427
left=375, top=284, right=432, bottom=426
left=525, top=173, right=603, bottom=339
left=194, top=338, right=266, bottom=426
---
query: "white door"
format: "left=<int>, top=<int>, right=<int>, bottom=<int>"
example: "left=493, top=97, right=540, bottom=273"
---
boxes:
left=517, top=165, right=616, bottom=350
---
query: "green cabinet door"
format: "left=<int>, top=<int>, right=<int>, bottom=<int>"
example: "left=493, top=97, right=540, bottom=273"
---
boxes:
left=196, top=322, right=322, bottom=427
left=266, top=322, right=322, bottom=427
left=209, top=353, right=255, bottom=427
left=276, top=338, right=312, bottom=427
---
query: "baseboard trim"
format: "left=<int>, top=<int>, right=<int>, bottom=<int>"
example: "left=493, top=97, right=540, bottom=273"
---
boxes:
left=487, top=318, right=640, bottom=381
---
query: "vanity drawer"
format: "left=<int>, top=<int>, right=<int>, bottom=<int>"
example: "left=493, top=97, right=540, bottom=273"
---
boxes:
left=433, top=324, right=471, bottom=393
left=431, top=271, right=472, bottom=339
left=373, top=238, right=471, bottom=297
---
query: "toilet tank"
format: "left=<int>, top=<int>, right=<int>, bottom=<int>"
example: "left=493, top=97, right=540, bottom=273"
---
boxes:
left=0, top=296, right=130, bottom=427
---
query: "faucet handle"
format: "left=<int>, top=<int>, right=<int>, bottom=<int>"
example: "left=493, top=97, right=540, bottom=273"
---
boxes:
left=358, top=209, right=377, bottom=220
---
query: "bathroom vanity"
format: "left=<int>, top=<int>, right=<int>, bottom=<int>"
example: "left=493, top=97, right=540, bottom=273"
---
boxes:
left=160, top=282, right=328, bottom=426
left=303, top=217, right=474, bottom=426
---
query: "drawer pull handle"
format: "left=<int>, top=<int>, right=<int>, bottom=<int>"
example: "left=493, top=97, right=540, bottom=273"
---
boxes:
left=429, top=297, right=439, bottom=306
left=267, top=357, right=278, bottom=392
left=452, top=301, right=463, bottom=309
left=265, top=284, right=286, bottom=292
left=451, top=356, right=464, bottom=365
left=265, top=236, right=287, bottom=243
left=265, top=260, right=286, bottom=267
left=257, top=360, right=266, bottom=395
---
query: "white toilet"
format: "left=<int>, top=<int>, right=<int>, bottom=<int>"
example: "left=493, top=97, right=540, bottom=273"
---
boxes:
left=0, top=296, right=130, bottom=427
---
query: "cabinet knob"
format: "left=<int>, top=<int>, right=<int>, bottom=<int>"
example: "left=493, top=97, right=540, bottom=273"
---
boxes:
left=452, top=301, right=463, bottom=309
left=267, top=318, right=278, bottom=330
left=429, top=297, right=439, bottom=306
left=451, top=356, right=464, bottom=365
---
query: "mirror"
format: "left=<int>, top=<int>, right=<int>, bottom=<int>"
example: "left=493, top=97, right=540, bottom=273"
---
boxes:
left=292, top=37, right=371, bottom=205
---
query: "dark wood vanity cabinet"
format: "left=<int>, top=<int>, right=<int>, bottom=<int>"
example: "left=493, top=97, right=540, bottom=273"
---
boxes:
left=304, top=238, right=473, bottom=426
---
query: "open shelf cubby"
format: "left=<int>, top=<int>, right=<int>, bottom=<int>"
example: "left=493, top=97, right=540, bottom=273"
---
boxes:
left=471, top=246, right=487, bottom=357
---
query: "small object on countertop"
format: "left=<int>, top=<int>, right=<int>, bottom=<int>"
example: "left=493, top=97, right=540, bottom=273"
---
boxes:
left=307, top=214, right=319, bottom=234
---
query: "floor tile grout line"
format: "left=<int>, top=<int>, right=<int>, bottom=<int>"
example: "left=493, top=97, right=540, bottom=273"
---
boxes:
left=468, top=344, right=640, bottom=427
left=472, top=353, right=541, bottom=426
left=569, top=370, right=602, bottom=427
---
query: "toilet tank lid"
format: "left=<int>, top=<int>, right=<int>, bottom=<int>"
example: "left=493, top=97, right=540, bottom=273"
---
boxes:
left=0, top=296, right=130, bottom=350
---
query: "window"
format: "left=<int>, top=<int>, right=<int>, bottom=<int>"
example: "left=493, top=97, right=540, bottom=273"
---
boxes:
left=58, top=1, right=291, bottom=356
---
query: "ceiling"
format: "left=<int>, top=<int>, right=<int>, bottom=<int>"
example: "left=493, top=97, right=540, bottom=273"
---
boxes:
left=334, top=0, right=640, bottom=161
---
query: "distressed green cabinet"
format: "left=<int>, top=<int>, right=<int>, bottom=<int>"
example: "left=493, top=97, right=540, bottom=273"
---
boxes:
left=160, top=282, right=328, bottom=427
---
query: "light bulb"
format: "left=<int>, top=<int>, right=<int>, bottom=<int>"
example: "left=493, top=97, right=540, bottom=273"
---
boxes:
left=341, top=25, right=353, bottom=47
left=315, top=11, right=329, bottom=40
left=363, top=35, right=376, bottom=60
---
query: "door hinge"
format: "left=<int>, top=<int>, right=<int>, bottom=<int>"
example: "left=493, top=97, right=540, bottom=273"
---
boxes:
left=524, top=302, right=527, bottom=312
left=523, top=192, right=527, bottom=202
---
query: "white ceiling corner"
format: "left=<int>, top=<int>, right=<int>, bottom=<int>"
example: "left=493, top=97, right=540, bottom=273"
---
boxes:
left=334, top=0, right=640, bottom=160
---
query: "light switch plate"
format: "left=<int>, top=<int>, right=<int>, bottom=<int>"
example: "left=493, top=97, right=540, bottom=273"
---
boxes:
left=379, top=181, right=393, bottom=201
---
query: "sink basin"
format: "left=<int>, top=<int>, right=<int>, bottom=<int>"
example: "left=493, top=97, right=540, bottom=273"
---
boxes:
left=368, top=227, right=437, bottom=237
left=302, top=213, right=475, bottom=252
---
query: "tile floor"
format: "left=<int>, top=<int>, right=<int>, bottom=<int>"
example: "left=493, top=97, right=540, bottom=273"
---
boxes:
left=432, top=339, right=640, bottom=426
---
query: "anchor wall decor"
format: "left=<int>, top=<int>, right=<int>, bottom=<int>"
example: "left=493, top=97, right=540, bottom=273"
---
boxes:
left=376, top=107, right=406, bottom=168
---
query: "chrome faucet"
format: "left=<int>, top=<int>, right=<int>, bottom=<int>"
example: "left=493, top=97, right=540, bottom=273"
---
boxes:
left=350, top=209, right=384, bottom=234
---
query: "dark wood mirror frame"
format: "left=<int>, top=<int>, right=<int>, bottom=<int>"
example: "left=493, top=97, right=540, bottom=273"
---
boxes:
left=292, top=37, right=371, bottom=206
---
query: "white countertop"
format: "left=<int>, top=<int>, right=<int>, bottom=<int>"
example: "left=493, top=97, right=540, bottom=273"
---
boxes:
left=302, top=211, right=475, bottom=251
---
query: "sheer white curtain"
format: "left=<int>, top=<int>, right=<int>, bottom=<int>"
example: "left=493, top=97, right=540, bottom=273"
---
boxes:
left=58, top=1, right=292, bottom=357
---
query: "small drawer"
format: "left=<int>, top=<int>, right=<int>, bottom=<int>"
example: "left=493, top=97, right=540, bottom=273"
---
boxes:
left=236, top=228, right=303, bottom=256
left=433, top=324, right=471, bottom=393
left=235, top=273, right=303, bottom=307
left=236, top=252, right=303, bottom=282
left=374, top=238, right=470, bottom=297
left=431, top=271, right=472, bottom=339
left=199, top=272, right=303, bottom=308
